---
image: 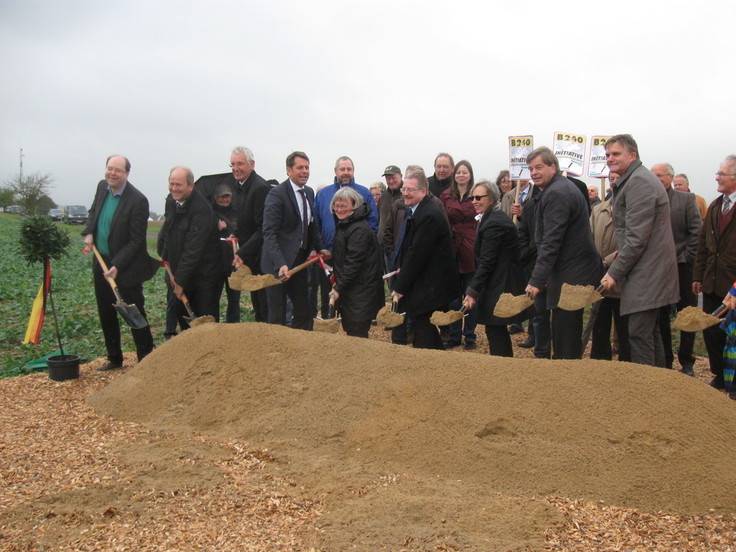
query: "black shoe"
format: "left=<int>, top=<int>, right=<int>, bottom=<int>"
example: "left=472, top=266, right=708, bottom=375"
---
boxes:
left=681, top=365, right=695, bottom=377
left=729, top=390, right=736, bottom=401
left=97, top=360, right=123, bottom=372
left=709, top=376, right=726, bottom=390
left=443, top=339, right=462, bottom=349
left=508, top=324, right=524, bottom=335
left=518, top=336, right=535, bottom=349
left=464, top=341, right=476, bottom=350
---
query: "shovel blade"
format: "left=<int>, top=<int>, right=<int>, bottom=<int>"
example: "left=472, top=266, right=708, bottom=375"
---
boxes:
left=494, top=293, right=533, bottom=318
left=557, top=283, right=603, bottom=311
left=673, top=305, right=723, bottom=332
left=114, top=301, right=149, bottom=330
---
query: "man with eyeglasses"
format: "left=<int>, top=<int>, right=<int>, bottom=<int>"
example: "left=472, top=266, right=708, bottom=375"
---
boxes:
left=525, top=147, right=602, bottom=360
left=82, top=155, right=159, bottom=371
left=390, top=170, right=457, bottom=349
left=227, top=146, right=272, bottom=322
left=599, top=135, right=679, bottom=367
left=693, top=155, right=736, bottom=392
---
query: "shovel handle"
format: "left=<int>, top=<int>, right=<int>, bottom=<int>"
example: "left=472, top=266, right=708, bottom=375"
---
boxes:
left=162, top=261, right=196, bottom=319
left=712, top=304, right=728, bottom=318
left=328, top=293, right=337, bottom=319
left=282, top=254, right=322, bottom=281
left=91, top=245, right=125, bottom=302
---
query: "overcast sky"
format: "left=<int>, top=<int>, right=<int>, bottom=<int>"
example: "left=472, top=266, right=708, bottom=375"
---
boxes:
left=1, top=0, right=733, bottom=213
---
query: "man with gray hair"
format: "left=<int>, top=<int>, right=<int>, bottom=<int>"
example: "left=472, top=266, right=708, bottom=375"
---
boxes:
left=650, top=162, right=702, bottom=375
left=227, top=146, right=272, bottom=322
left=159, top=166, right=223, bottom=327
left=600, top=135, right=679, bottom=367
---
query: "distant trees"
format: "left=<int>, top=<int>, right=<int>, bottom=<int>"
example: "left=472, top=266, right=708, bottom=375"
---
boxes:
left=4, top=172, right=54, bottom=215
left=0, top=187, right=15, bottom=212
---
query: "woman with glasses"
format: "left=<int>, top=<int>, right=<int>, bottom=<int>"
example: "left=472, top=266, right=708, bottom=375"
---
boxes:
left=330, top=186, right=384, bottom=338
left=439, top=160, right=479, bottom=349
left=462, top=180, right=525, bottom=357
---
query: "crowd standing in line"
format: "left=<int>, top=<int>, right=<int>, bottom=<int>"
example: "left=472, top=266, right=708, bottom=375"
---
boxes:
left=81, top=143, right=736, bottom=399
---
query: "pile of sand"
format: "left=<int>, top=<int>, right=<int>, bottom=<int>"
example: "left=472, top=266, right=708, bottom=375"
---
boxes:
left=89, top=323, right=736, bottom=550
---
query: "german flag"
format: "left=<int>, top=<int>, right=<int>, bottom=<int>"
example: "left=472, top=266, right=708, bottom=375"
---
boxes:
left=23, top=258, right=51, bottom=345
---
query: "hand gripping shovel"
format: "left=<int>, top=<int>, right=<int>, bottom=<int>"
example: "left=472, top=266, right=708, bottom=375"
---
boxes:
left=91, top=245, right=149, bottom=329
left=430, top=305, right=468, bottom=326
left=162, top=262, right=215, bottom=328
left=225, top=238, right=254, bottom=289
left=493, top=292, right=534, bottom=318
left=376, top=299, right=404, bottom=329
left=673, top=304, right=728, bottom=332
left=313, top=293, right=340, bottom=333
left=233, top=255, right=323, bottom=292
left=557, top=283, right=604, bottom=311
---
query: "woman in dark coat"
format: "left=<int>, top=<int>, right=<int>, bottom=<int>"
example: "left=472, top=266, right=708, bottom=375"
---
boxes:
left=463, top=180, right=525, bottom=357
left=439, top=160, right=479, bottom=349
left=330, top=187, right=385, bottom=338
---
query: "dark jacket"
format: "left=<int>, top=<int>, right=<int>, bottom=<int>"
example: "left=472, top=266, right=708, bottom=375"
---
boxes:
left=83, top=180, right=159, bottom=287
left=332, top=203, right=385, bottom=323
left=159, top=189, right=223, bottom=291
left=392, top=194, right=458, bottom=316
left=428, top=174, right=452, bottom=199
left=439, top=188, right=477, bottom=274
left=225, top=171, right=271, bottom=272
left=466, top=208, right=525, bottom=325
left=529, top=172, right=603, bottom=309
left=378, top=186, right=403, bottom=245
left=693, top=195, right=736, bottom=297
left=517, top=185, right=542, bottom=279
left=213, top=200, right=237, bottom=276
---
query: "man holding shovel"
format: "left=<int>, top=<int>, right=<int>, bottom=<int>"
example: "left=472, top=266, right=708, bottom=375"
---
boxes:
left=83, top=155, right=158, bottom=371
left=599, top=135, right=679, bottom=367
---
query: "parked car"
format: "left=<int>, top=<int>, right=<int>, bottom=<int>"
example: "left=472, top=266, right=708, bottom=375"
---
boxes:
left=62, top=205, right=88, bottom=225
left=6, top=205, right=26, bottom=215
left=48, top=208, right=63, bottom=221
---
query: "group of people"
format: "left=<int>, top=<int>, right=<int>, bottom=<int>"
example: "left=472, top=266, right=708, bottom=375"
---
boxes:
left=80, top=141, right=736, bottom=400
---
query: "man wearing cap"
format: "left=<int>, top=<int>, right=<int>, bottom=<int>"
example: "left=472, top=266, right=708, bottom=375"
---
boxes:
left=378, top=164, right=403, bottom=245
left=212, top=183, right=240, bottom=323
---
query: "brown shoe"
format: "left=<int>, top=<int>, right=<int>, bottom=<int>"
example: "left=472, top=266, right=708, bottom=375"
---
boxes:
left=97, top=360, right=123, bottom=372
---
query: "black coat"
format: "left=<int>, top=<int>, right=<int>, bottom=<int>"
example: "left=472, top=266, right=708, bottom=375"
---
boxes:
left=392, top=194, right=459, bottom=316
left=226, top=171, right=271, bottom=272
left=466, top=208, right=525, bottom=325
left=83, top=180, right=159, bottom=287
left=159, top=189, right=223, bottom=291
left=332, top=203, right=385, bottom=323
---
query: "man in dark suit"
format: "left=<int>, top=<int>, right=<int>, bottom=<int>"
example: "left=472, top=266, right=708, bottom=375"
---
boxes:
left=261, top=151, right=328, bottom=330
left=391, top=170, right=458, bottom=349
left=82, top=155, right=158, bottom=371
left=225, top=146, right=272, bottom=322
left=525, top=147, right=602, bottom=359
left=651, top=163, right=702, bottom=375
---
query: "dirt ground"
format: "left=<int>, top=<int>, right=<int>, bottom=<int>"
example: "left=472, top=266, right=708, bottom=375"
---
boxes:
left=2, top=322, right=736, bottom=551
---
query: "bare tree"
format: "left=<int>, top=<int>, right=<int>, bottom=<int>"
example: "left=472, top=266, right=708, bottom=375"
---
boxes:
left=5, top=172, right=53, bottom=215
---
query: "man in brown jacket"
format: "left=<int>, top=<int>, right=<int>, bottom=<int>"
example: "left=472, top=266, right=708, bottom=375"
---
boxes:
left=692, top=155, right=736, bottom=389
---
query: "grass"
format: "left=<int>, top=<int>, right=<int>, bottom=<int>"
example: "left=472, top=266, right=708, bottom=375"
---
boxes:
left=0, top=213, right=253, bottom=378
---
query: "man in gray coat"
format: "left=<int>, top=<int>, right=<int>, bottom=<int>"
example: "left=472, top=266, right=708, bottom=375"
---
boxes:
left=651, top=163, right=702, bottom=375
left=600, top=135, right=679, bottom=367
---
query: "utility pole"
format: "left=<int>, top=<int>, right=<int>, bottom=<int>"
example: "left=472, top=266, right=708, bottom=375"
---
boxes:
left=19, top=148, right=24, bottom=181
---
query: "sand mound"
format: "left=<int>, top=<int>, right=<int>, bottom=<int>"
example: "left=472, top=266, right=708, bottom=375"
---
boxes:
left=89, top=323, right=736, bottom=549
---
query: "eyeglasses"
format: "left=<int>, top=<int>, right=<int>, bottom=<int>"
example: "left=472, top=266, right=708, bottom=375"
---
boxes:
left=230, top=162, right=247, bottom=168
left=716, top=172, right=736, bottom=178
left=471, top=195, right=488, bottom=201
left=402, top=187, right=420, bottom=194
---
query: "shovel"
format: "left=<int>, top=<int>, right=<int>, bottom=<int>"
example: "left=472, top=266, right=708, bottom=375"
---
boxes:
left=91, top=245, right=149, bottom=329
left=673, top=304, right=728, bottom=332
left=231, top=255, right=322, bottom=291
left=162, top=262, right=215, bottom=328
left=493, top=292, right=534, bottom=318
left=557, top=283, right=604, bottom=311
left=376, top=299, right=404, bottom=329
left=430, top=305, right=468, bottom=326
left=313, top=293, right=340, bottom=334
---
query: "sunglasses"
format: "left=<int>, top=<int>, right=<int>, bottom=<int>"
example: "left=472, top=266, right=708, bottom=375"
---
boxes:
left=471, top=195, right=488, bottom=201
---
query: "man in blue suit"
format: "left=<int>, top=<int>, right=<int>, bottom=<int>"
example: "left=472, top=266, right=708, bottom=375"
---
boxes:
left=261, top=151, right=328, bottom=330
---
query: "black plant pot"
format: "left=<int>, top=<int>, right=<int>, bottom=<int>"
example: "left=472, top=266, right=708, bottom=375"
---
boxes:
left=47, top=354, right=81, bottom=381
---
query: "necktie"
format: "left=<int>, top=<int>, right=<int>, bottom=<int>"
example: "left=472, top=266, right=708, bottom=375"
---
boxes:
left=723, top=196, right=732, bottom=215
left=298, top=188, right=309, bottom=249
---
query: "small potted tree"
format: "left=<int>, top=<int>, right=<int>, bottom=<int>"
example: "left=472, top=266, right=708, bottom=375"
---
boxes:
left=19, top=215, right=79, bottom=381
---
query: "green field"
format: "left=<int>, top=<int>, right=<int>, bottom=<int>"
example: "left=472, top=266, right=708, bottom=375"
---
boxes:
left=0, top=213, right=252, bottom=378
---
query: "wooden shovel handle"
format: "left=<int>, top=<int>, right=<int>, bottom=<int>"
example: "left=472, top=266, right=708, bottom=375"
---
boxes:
left=91, top=245, right=123, bottom=300
left=283, top=254, right=322, bottom=280
left=162, top=261, right=196, bottom=319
